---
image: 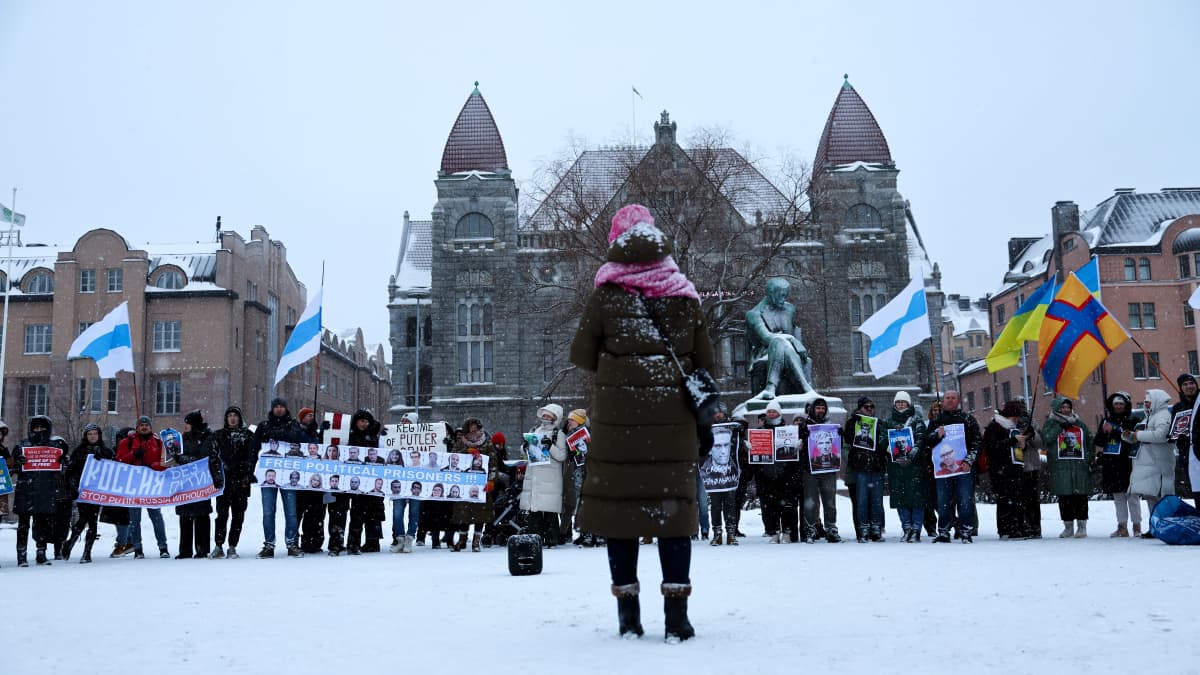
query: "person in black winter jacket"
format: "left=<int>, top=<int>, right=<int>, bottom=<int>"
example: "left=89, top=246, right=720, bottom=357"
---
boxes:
left=61, top=424, right=115, bottom=563
left=798, top=398, right=840, bottom=543
left=1170, top=374, right=1197, bottom=500
left=12, top=415, right=70, bottom=566
left=294, top=406, right=327, bottom=554
left=347, top=409, right=385, bottom=554
left=756, top=401, right=803, bottom=543
left=844, top=397, right=889, bottom=542
left=254, top=398, right=305, bottom=558
left=175, top=410, right=223, bottom=558
left=211, top=406, right=255, bottom=558
left=1094, top=391, right=1143, bottom=536
left=983, top=400, right=1037, bottom=540
left=923, top=391, right=982, bottom=543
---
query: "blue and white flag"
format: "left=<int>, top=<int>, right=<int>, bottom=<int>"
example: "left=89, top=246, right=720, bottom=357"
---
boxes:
left=67, top=301, right=134, bottom=378
left=274, top=288, right=322, bottom=386
left=858, top=278, right=931, bottom=378
left=0, top=203, right=25, bottom=226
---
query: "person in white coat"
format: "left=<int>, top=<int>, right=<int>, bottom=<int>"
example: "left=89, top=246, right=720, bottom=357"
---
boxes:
left=1130, top=389, right=1176, bottom=537
left=521, top=404, right=568, bottom=546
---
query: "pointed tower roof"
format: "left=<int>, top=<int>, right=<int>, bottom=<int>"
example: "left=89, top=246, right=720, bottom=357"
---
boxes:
left=440, top=83, right=509, bottom=175
left=814, top=75, right=893, bottom=169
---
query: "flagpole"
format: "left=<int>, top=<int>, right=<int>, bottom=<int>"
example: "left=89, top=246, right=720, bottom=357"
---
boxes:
left=0, top=187, right=16, bottom=419
left=927, top=337, right=941, bottom=401
left=1127, top=335, right=1181, bottom=398
left=631, top=87, right=636, bottom=147
left=310, top=262, right=325, bottom=413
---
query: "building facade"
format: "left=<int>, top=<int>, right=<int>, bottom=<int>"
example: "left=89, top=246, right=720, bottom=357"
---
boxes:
left=390, top=79, right=950, bottom=431
left=959, top=188, right=1200, bottom=423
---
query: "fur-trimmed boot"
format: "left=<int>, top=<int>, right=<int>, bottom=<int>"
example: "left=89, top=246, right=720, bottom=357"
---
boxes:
left=710, top=527, right=723, bottom=546
left=612, top=583, right=643, bottom=638
left=1059, top=521, right=1075, bottom=538
left=662, top=583, right=695, bottom=643
left=1074, top=520, right=1088, bottom=538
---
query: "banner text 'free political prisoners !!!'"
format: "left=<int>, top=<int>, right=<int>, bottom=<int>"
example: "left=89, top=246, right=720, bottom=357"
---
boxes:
left=76, top=456, right=222, bottom=507
left=255, top=423, right=487, bottom=503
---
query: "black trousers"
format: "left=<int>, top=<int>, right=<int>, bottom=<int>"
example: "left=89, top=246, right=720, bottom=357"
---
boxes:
left=17, top=513, right=53, bottom=550
left=1057, top=494, right=1088, bottom=521
left=1020, top=471, right=1042, bottom=536
left=214, top=483, right=249, bottom=548
left=297, top=490, right=327, bottom=552
left=348, top=495, right=384, bottom=550
left=846, top=480, right=863, bottom=538
left=607, top=536, right=691, bottom=586
left=327, top=494, right=349, bottom=552
left=70, top=503, right=101, bottom=541
left=53, top=499, right=75, bottom=548
left=708, top=491, right=739, bottom=530
left=525, top=511, right=561, bottom=546
left=177, top=515, right=212, bottom=558
left=991, top=466, right=1025, bottom=537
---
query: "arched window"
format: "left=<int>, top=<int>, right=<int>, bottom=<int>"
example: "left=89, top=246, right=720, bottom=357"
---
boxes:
left=846, top=204, right=881, bottom=228
left=1123, top=258, right=1136, bottom=281
left=26, top=271, right=53, bottom=294
left=455, top=212, right=494, bottom=239
left=1137, top=257, right=1152, bottom=281
left=155, top=270, right=184, bottom=289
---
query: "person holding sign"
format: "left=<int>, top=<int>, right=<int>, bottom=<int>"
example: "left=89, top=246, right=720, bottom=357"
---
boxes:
left=1041, top=397, right=1093, bottom=538
left=212, top=406, right=255, bottom=559
left=884, top=392, right=927, bottom=543
left=11, top=415, right=68, bottom=566
left=61, top=424, right=116, bottom=563
left=757, top=402, right=802, bottom=544
left=254, top=398, right=305, bottom=558
left=175, top=411, right=223, bottom=559
left=116, top=416, right=171, bottom=559
left=983, top=401, right=1036, bottom=540
left=1093, top=392, right=1142, bottom=537
left=347, top=409, right=385, bottom=554
left=1169, top=374, right=1197, bottom=501
left=520, top=405, right=568, bottom=547
left=924, top=392, right=982, bottom=543
left=452, top=417, right=498, bottom=552
left=844, top=397, right=888, bottom=542
left=798, top=398, right=841, bottom=543
left=1130, top=389, right=1177, bottom=532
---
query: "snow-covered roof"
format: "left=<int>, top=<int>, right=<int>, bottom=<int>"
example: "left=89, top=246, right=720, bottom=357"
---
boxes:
left=959, top=358, right=988, bottom=377
left=904, top=208, right=934, bottom=286
left=393, top=215, right=432, bottom=292
left=943, top=296, right=989, bottom=337
left=2, top=240, right=221, bottom=294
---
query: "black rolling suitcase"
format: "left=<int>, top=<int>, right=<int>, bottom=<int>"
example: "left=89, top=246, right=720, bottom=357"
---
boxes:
left=507, top=533, right=543, bottom=576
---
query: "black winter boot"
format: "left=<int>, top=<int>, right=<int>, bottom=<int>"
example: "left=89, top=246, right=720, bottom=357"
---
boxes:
left=62, top=532, right=80, bottom=561
left=80, top=536, right=96, bottom=564
left=36, top=547, right=51, bottom=565
left=662, top=583, right=695, bottom=643
left=17, top=548, right=28, bottom=567
left=612, top=583, right=643, bottom=638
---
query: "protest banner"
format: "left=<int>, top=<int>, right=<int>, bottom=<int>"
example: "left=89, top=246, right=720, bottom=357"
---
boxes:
left=1057, top=426, right=1084, bottom=460
left=852, top=415, right=877, bottom=451
left=254, top=445, right=488, bottom=502
left=21, top=446, right=64, bottom=471
left=566, top=427, right=590, bottom=467
left=380, top=422, right=448, bottom=453
left=77, top=456, right=223, bottom=507
left=807, top=424, right=841, bottom=473
left=748, top=429, right=774, bottom=465
left=774, top=425, right=800, bottom=462
left=701, top=423, right=741, bottom=492
left=0, top=461, right=12, bottom=495
left=888, top=428, right=916, bottom=462
left=932, top=423, right=969, bottom=478
left=524, top=431, right=554, bottom=466
left=1169, top=410, right=1192, bottom=441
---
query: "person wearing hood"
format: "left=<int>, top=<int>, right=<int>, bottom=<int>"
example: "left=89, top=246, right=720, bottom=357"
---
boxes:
left=884, top=392, right=929, bottom=542
left=11, top=415, right=69, bottom=566
left=757, top=401, right=802, bottom=543
left=1093, top=392, right=1142, bottom=537
left=417, top=422, right=457, bottom=549
left=984, top=400, right=1037, bottom=540
left=175, top=410, right=223, bottom=558
left=211, top=406, right=254, bottom=559
left=346, top=408, right=385, bottom=554
left=0, top=420, right=12, bottom=526
left=797, top=398, right=839, bottom=542
left=520, top=404, right=568, bottom=547
left=1169, top=374, right=1197, bottom=500
left=295, top=406, right=327, bottom=555
left=1041, top=397, right=1093, bottom=538
left=254, top=397, right=305, bottom=558
left=924, top=391, right=982, bottom=543
left=1130, top=388, right=1176, bottom=533
left=569, top=204, right=715, bottom=643
left=61, top=424, right=115, bottom=563
left=116, top=415, right=171, bottom=558
left=844, top=396, right=889, bottom=542
left=451, top=417, right=499, bottom=552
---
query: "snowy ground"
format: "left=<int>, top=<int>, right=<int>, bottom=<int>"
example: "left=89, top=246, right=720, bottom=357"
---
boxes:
left=3, top=492, right=1198, bottom=675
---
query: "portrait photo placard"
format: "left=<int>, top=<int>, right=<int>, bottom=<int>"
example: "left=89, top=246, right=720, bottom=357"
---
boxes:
left=852, top=415, right=878, bottom=451
left=888, top=428, right=916, bottom=463
left=932, top=423, right=969, bottom=478
left=701, top=423, right=741, bottom=492
left=806, top=423, right=841, bottom=474
left=774, top=425, right=800, bottom=462
left=1057, top=426, right=1084, bottom=460
left=748, top=429, right=775, bottom=465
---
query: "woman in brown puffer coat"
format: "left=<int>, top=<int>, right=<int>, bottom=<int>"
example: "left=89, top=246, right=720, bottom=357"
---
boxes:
left=570, top=203, right=713, bottom=643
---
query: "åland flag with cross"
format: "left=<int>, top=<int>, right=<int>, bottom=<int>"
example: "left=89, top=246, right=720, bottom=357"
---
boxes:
left=1037, top=272, right=1129, bottom=399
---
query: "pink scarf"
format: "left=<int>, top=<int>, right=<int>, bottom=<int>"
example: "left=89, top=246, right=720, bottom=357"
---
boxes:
left=593, top=256, right=700, bottom=299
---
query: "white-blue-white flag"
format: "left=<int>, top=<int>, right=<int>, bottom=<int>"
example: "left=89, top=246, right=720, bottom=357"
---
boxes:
left=858, top=278, right=931, bottom=379
left=68, top=302, right=134, bottom=378
left=274, top=288, right=322, bottom=387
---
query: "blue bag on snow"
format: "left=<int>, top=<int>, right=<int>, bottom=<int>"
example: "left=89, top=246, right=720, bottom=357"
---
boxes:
left=1149, top=495, right=1200, bottom=545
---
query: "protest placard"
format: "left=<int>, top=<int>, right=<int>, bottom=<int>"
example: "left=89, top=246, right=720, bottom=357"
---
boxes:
left=852, top=415, right=877, bottom=451
left=524, top=431, right=554, bottom=466
left=888, top=428, right=916, bottom=463
left=1169, top=410, right=1192, bottom=440
left=0, top=461, right=12, bottom=495
left=380, top=422, right=447, bottom=452
left=21, top=446, right=63, bottom=472
left=567, top=427, right=590, bottom=467
left=932, top=423, right=969, bottom=478
left=774, top=425, right=800, bottom=462
left=807, top=424, right=841, bottom=474
left=1057, top=426, right=1084, bottom=460
left=701, top=423, right=741, bottom=492
left=77, top=456, right=222, bottom=507
left=1010, top=428, right=1024, bottom=466
left=748, top=429, right=774, bottom=465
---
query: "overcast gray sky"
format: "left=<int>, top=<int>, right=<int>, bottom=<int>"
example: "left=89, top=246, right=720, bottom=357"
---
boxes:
left=2, top=1, right=1197, bottom=357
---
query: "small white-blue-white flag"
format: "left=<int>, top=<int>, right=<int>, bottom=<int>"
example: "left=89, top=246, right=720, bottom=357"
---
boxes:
left=858, top=277, right=931, bottom=379
left=274, top=288, right=322, bottom=387
left=68, top=302, right=134, bottom=378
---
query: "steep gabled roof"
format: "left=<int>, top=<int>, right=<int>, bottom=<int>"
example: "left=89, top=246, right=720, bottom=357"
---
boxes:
left=439, top=84, right=508, bottom=175
left=1082, top=188, right=1200, bottom=246
left=393, top=215, right=432, bottom=292
left=814, top=76, right=892, bottom=169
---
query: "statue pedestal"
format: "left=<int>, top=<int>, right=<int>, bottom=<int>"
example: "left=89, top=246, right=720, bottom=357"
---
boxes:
left=732, top=391, right=847, bottom=425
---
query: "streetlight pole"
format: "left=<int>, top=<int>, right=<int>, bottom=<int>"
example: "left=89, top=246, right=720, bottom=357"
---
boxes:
left=409, top=288, right=431, bottom=420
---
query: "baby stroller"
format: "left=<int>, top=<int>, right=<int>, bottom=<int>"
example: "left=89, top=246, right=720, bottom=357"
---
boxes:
left=490, top=459, right=529, bottom=546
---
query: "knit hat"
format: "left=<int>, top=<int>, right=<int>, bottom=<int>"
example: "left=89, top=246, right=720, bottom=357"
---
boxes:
left=765, top=401, right=783, bottom=417
left=83, top=423, right=101, bottom=433
left=184, top=410, right=204, bottom=428
left=1177, top=373, right=1197, bottom=388
left=1000, top=400, right=1026, bottom=418
left=893, top=391, right=911, bottom=405
left=271, top=397, right=288, bottom=410
left=298, top=407, right=315, bottom=422
left=568, top=409, right=588, bottom=427
left=137, top=415, right=152, bottom=426
left=491, top=432, right=506, bottom=446
left=609, top=204, right=654, bottom=244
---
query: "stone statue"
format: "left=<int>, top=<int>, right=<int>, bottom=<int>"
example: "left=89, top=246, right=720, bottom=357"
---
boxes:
left=746, top=277, right=813, bottom=399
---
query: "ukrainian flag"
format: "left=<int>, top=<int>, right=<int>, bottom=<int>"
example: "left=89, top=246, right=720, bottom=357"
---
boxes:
left=985, top=274, right=1057, bottom=372
left=1038, top=272, right=1129, bottom=399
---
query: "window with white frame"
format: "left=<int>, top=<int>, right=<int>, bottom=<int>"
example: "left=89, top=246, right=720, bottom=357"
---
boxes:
left=25, top=382, right=49, bottom=417
left=155, top=270, right=184, bottom=289
left=24, top=324, right=52, bottom=354
left=80, top=269, right=96, bottom=293
left=153, top=320, right=182, bottom=351
left=106, top=268, right=123, bottom=292
left=456, top=294, right=494, bottom=383
left=26, top=271, right=53, bottom=294
left=155, top=378, right=181, bottom=415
